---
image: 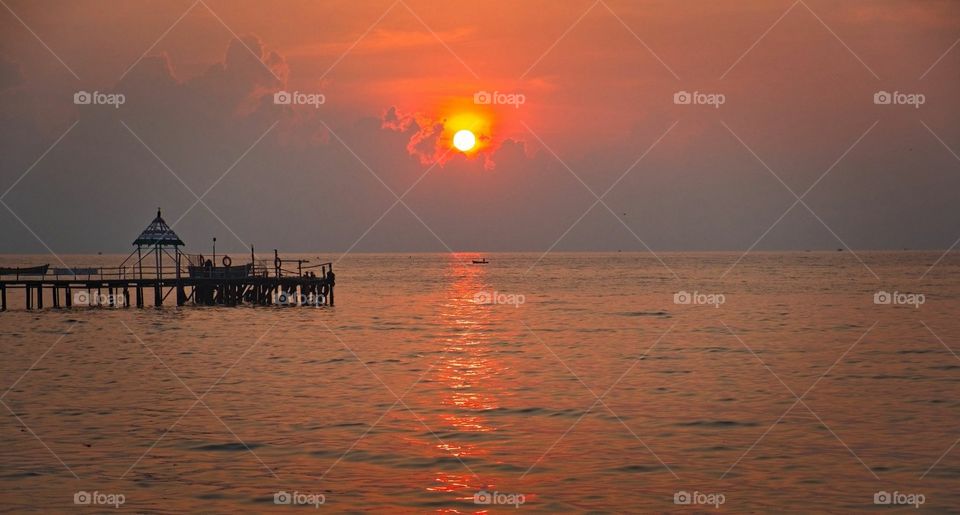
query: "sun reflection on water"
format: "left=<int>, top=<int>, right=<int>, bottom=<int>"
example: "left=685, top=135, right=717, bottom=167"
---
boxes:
left=424, top=254, right=513, bottom=499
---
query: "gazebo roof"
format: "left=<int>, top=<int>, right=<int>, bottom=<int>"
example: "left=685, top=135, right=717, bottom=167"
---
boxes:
left=133, top=209, right=184, bottom=246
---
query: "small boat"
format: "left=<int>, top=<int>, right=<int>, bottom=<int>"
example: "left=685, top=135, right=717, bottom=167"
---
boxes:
left=0, top=264, right=49, bottom=275
left=472, top=258, right=488, bottom=264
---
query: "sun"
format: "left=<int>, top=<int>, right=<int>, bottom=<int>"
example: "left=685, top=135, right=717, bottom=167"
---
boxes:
left=452, top=129, right=476, bottom=152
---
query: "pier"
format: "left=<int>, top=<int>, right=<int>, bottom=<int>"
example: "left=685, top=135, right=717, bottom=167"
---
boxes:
left=0, top=210, right=334, bottom=311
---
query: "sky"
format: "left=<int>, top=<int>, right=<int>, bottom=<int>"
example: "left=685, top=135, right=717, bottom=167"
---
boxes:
left=1, top=0, right=959, bottom=254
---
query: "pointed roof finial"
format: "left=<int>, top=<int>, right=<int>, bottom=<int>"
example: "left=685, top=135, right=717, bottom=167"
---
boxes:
left=134, top=209, right=184, bottom=246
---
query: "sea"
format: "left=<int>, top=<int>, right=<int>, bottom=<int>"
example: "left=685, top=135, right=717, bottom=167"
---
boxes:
left=1, top=251, right=959, bottom=512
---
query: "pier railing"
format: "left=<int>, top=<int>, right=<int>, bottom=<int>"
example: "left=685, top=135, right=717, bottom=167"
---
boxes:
left=8, top=258, right=333, bottom=282
left=1, top=259, right=335, bottom=311
left=46, top=266, right=139, bottom=281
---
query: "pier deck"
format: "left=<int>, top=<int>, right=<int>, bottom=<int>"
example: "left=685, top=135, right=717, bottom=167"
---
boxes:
left=0, top=265, right=334, bottom=310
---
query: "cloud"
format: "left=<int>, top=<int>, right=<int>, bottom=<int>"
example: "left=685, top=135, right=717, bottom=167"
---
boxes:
left=380, top=106, right=507, bottom=169
left=381, top=106, right=449, bottom=165
left=185, top=35, right=288, bottom=117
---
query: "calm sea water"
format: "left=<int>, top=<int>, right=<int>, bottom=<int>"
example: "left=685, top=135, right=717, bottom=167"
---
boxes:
left=1, top=252, right=959, bottom=513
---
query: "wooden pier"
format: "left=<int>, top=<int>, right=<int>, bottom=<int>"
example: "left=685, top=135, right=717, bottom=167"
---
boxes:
left=0, top=273, right=333, bottom=311
left=0, top=210, right=335, bottom=311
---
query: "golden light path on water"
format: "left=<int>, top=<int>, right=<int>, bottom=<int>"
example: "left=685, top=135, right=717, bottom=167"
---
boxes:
left=425, top=259, right=504, bottom=501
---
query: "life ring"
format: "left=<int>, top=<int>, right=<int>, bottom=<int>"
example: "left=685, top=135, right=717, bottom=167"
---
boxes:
left=222, top=255, right=232, bottom=267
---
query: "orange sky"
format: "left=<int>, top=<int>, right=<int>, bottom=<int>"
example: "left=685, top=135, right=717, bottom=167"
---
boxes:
left=7, top=0, right=957, bottom=144
left=1, top=0, right=960, bottom=252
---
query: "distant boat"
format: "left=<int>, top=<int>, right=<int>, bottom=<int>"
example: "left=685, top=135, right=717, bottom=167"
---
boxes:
left=0, top=264, right=49, bottom=275
left=472, top=258, right=489, bottom=264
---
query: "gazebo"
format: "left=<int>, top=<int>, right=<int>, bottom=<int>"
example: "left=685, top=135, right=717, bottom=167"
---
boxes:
left=120, top=209, right=186, bottom=306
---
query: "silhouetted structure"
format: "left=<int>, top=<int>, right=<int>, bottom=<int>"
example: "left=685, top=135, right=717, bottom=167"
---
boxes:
left=123, top=209, right=185, bottom=306
left=0, top=210, right=334, bottom=311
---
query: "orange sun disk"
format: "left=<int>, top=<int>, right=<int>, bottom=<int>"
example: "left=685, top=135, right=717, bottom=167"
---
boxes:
left=445, top=111, right=489, bottom=154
